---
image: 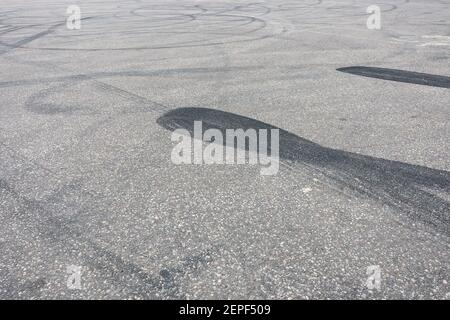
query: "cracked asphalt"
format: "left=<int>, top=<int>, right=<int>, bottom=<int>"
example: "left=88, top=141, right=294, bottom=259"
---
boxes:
left=0, top=0, right=449, bottom=299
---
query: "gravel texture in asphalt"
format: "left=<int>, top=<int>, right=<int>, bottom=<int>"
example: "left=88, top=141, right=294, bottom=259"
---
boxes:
left=0, top=0, right=449, bottom=299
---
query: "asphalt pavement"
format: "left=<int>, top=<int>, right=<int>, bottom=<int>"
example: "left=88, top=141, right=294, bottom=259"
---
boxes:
left=0, top=0, right=449, bottom=299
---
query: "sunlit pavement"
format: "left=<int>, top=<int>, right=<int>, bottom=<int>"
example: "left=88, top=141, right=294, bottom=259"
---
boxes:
left=0, top=0, right=449, bottom=299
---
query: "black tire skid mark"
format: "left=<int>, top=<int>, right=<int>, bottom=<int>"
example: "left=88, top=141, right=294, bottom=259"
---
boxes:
left=1, top=50, right=174, bottom=135
left=0, top=65, right=261, bottom=89
left=0, top=16, right=98, bottom=56
left=1, top=51, right=173, bottom=169
left=157, top=107, right=450, bottom=236
left=14, top=31, right=277, bottom=52
left=276, top=0, right=397, bottom=22
left=337, top=66, right=450, bottom=89
left=24, top=82, right=94, bottom=115
left=1, top=2, right=278, bottom=52
left=97, top=2, right=255, bottom=37
left=0, top=148, right=218, bottom=299
left=19, top=76, right=170, bottom=143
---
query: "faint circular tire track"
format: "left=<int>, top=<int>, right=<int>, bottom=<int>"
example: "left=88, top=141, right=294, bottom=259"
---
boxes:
left=1, top=2, right=283, bottom=52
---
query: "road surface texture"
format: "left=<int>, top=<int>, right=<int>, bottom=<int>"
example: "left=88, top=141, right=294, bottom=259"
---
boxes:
left=0, top=0, right=449, bottom=299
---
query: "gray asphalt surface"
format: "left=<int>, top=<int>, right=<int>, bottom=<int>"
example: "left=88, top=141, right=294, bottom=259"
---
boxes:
left=0, top=0, right=449, bottom=299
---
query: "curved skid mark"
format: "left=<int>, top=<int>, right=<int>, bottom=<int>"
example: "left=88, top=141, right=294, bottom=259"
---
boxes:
left=157, top=108, right=450, bottom=235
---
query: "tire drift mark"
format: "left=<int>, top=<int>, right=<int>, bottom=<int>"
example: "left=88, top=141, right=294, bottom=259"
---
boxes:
left=157, top=108, right=450, bottom=236
left=0, top=1, right=280, bottom=52
left=0, top=151, right=217, bottom=299
left=337, top=66, right=450, bottom=89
